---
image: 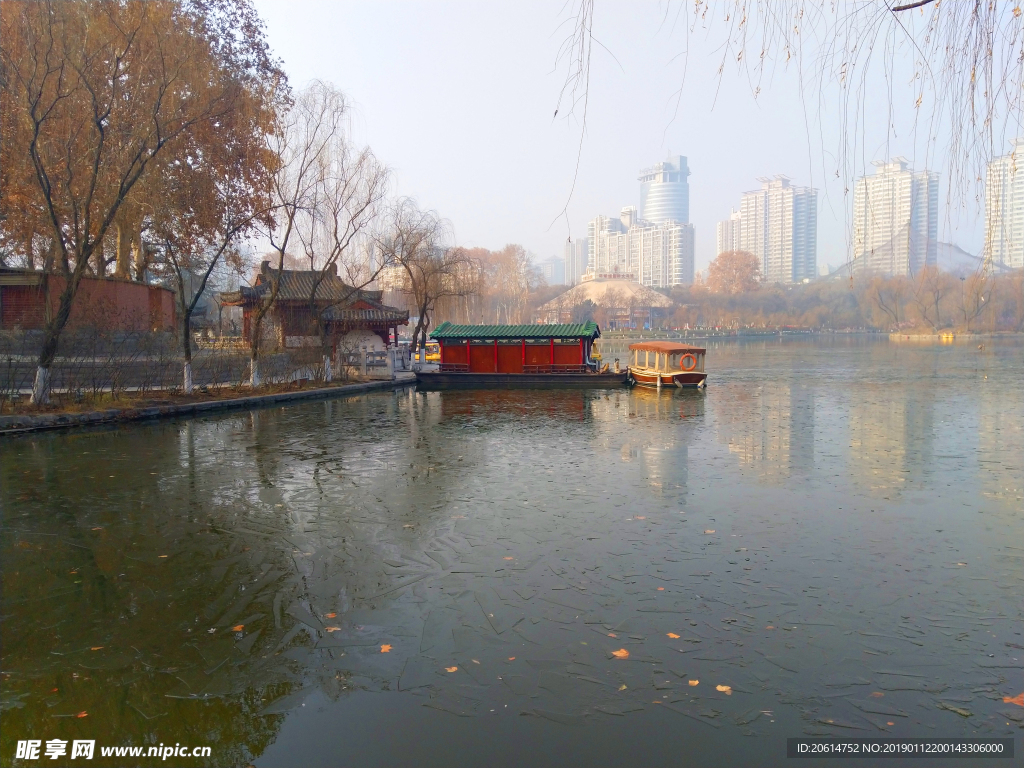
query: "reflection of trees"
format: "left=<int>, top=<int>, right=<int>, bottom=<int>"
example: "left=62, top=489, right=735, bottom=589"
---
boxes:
left=0, top=428, right=290, bottom=765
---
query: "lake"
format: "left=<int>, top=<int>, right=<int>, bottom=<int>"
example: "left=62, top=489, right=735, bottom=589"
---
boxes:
left=2, top=336, right=1022, bottom=767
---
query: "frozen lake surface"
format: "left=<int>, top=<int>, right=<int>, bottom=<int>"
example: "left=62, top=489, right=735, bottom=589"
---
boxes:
left=2, top=336, right=1022, bottom=767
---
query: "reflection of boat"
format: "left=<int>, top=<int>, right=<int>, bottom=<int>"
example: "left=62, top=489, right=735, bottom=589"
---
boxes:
left=627, top=341, right=707, bottom=389
left=416, top=322, right=628, bottom=388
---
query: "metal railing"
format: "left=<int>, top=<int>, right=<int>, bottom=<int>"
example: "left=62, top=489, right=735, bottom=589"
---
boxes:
left=438, top=363, right=469, bottom=372
left=522, top=364, right=588, bottom=374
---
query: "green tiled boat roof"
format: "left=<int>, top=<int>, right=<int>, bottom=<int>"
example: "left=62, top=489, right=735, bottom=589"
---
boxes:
left=431, top=321, right=600, bottom=340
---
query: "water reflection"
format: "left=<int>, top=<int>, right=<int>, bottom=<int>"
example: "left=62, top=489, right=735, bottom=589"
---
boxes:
left=1, top=339, right=1023, bottom=767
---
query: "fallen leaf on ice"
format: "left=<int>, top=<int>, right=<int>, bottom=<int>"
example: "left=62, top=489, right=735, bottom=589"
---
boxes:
left=766, top=625, right=775, bottom=630
left=657, top=587, right=665, bottom=591
left=324, top=612, right=336, bottom=618
left=445, top=666, right=458, bottom=672
left=887, top=721, right=894, bottom=726
left=503, top=557, right=514, bottom=560
left=76, top=712, right=88, bottom=718
left=90, top=647, right=103, bottom=651
left=324, top=626, right=340, bottom=632
left=508, top=657, right=515, bottom=661
left=472, top=659, right=480, bottom=664
left=380, top=644, right=392, bottom=653
left=1004, top=693, right=1024, bottom=707
left=607, top=632, right=617, bottom=638
left=716, top=685, right=732, bottom=695
left=618, top=684, right=627, bottom=691
left=231, top=625, right=244, bottom=632
left=636, top=516, right=646, bottom=520
left=688, top=680, right=699, bottom=687
left=871, top=692, right=885, bottom=698
left=667, top=633, right=681, bottom=639
left=704, top=530, right=716, bottom=534
left=611, top=648, right=630, bottom=659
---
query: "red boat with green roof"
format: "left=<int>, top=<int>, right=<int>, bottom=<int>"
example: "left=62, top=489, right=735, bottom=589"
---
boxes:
left=415, top=322, right=626, bottom=387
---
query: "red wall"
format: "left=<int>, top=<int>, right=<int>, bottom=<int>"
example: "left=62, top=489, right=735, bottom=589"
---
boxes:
left=440, top=339, right=585, bottom=372
left=0, top=276, right=176, bottom=332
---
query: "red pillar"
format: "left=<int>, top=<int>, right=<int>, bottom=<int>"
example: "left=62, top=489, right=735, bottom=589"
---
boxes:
left=549, top=338, right=554, bottom=370
left=494, top=338, right=498, bottom=372
left=439, top=339, right=444, bottom=365
left=466, top=339, right=471, bottom=371
left=579, top=337, right=583, bottom=366
left=521, top=338, right=526, bottom=368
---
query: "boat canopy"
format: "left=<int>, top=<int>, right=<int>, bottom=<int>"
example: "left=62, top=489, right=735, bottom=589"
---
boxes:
left=628, top=340, right=706, bottom=355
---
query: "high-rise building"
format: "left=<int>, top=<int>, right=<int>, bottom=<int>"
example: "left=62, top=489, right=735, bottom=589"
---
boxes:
left=984, top=138, right=1024, bottom=270
left=852, top=158, right=938, bottom=275
left=718, top=176, right=817, bottom=284
left=539, top=256, right=565, bottom=285
left=586, top=211, right=694, bottom=288
left=584, top=157, right=696, bottom=288
left=563, top=237, right=589, bottom=285
left=716, top=209, right=741, bottom=256
left=639, top=156, right=690, bottom=224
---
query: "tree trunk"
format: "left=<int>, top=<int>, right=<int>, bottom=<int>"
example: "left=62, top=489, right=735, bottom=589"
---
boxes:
left=115, top=220, right=132, bottom=279
left=29, top=267, right=84, bottom=404
left=31, top=366, right=50, bottom=405
left=181, top=307, right=194, bottom=394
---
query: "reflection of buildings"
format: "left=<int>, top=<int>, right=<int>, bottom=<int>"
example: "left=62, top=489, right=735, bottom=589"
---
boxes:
left=717, top=383, right=814, bottom=484
left=976, top=379, right=1024, bottom=504
left=588, top=388, right=698, bottom=494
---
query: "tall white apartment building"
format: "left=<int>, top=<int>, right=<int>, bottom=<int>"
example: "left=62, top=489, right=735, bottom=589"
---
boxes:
left=586, top=207, right=694, bottom=288
left=717, top=176, right=817, bottom=284
left=984, top=138, right=1024, bottom=270
left=852, top=158, right=938, bottom=275
left=563, top=236, right=589, bottom=285
left=716, top=209, right=741, bottom=255
left=584, top=157, right=695, bottom=288
left=639, top=156, right=690, bottom=225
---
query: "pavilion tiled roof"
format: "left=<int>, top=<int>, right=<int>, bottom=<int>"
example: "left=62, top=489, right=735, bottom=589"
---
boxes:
left=431, top=322, right=600, bottom=340
left=220, top=262, right=406, bottom=324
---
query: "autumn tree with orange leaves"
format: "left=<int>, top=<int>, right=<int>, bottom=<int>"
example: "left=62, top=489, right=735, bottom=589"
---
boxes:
left=706, top=250, right=761, bottom=295
left=0, top=0, right=285, bottom=402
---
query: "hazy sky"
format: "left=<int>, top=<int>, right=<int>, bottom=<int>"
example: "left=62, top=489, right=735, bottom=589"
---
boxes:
left=253, top=1, right=994, bottom=275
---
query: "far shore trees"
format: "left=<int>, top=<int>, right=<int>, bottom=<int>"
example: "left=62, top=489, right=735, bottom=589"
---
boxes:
left=0, top=0, right=284, bottom=402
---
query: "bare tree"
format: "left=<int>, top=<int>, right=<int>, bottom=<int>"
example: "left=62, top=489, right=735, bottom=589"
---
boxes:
left=376, top=200, right=477, bottom=353
left=295, top=91, right=391, bottom=379
left=955, top=267, right=992, bottom=332
left=870, top=274, right=909, bottom=329
left=909, top=265, right=949, bottom=331
left=250, top=81, right=346, bottom=386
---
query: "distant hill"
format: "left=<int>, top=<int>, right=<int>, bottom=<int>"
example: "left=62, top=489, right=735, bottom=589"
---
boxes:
left=824, top=240, right=1013, bottom=280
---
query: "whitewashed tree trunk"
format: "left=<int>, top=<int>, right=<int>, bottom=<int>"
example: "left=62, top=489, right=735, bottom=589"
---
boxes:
left=323, top=354, right=332, bottom=383
left=30, top=366, right=50, bottom=404
left=250, top=359, right=261, bottom=387
left=183, top=362, right=193, bottom=394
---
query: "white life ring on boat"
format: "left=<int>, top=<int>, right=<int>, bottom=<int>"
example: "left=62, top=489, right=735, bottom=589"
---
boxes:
left=681, top=353, right=697, bottom=371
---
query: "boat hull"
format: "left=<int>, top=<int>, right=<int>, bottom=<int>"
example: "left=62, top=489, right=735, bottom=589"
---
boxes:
left=628, top=367, right=707, bottom=388
left=415, top=371, right=628, bottom=389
